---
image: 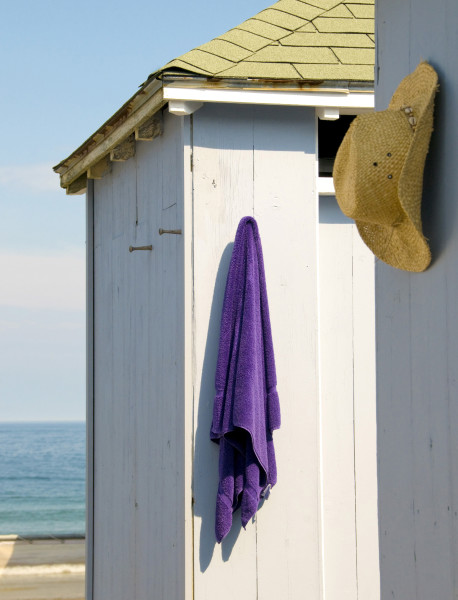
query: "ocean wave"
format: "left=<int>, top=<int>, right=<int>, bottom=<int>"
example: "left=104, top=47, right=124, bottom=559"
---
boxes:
left=0, top=563, right=85, bottom=576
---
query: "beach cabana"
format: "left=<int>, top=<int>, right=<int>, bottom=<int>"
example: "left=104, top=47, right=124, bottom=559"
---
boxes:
left=54, top=2, right=378, bottom=599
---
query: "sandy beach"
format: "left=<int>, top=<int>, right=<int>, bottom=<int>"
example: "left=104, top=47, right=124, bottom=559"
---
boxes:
left=0, top=536, right=85, bottom=600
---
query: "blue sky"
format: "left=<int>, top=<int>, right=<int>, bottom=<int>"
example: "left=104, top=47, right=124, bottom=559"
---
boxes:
left=0, top=0, right=268, bottom=421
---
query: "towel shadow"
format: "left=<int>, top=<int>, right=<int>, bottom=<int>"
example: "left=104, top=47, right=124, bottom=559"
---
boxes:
left=193, top=242, right=243, bottom=572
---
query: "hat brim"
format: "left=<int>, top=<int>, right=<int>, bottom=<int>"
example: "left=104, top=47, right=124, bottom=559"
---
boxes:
left=396, top=63, right=438, bottom=237
left=355, top=217, right=431, bottom=272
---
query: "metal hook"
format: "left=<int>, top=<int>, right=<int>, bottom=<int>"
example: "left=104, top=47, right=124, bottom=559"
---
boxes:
left=159, top=228, right=182, bottom=235
left=129, top=245, right=153, bottom=252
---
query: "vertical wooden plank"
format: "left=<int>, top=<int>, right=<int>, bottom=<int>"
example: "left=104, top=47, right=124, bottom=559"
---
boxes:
left=318, top=202, right=358, bottom=600
left=93, top=157, right=138, bottom=600
left=375, top=267, right=417, bottom=600
left=409, top=267, right=454, bottom=599
left=191, top=103, right=257, bottom=600
left=318, top=199, right=379, bottom=600
left=93, top=170, right=114, bottom=600
left=86, top=180, right=94, bottom=600
left=131, top=134, right=160, bottom=600
left=93, top=169, right=113, bottom=599
left=133, top=109, right=187, bottom=600
left=93, top=111, right=188, bottom=600
left=352, top=227, right=379, bottom=600
left=317, top=197, right=380, bottom=599
left=376, top=1, right=458, bottom=598
left=182, top=114, right=195, bottom=600
left=156, top=111, right=186, bottom=600
left=111, top=156, right=137, bottom=600
left=253, top=105, right=322, bottom=600
left=375, top=5, right=421, bottom=592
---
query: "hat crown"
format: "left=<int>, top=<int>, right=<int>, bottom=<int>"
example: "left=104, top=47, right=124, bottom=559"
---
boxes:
left=335, top=111, right=413, bottom=225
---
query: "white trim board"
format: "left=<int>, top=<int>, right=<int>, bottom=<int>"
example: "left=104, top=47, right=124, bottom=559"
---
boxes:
left=318, top=177, right=336, bottom=196
left=164, top=86, right=374, bottom=111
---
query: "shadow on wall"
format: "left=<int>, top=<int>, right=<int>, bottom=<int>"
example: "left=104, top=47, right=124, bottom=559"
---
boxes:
left=193, top=241, right=254, bottom=572
left=422, top=61, right=455, bottom=263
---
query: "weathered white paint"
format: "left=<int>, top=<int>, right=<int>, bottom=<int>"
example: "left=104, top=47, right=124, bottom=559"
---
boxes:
left=318, top=196, right=379, bottom=600
left=254, top=106, right=321, bottom=600
left=182, top=114, right=194, bottom=600
left=191, top=103, right=258, bottom=600
left=86, top=180, right=94, bottom=600
left=168, top=100, right=203, bottom=115
left=89, top=100, right=379, bottom=600
left=60, top=81, right=164, bottom=188
left=351, top=225, right=379, bottom=600
left=319, top=201, right=357, bottom=599
left=92, top=110, right=188, bottom=600
left=317, top=107, right=340, bottom=120
left=163, top=84, right=374, bottom=110
left=376, top=1, right=458, bottom=598
left=318, top=177, right=336, bottom=196
left=190, top=103, right=321, bottom=599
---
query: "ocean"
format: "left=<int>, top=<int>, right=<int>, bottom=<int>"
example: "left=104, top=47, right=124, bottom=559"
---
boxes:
left=0, top=422, right=85, bottom=537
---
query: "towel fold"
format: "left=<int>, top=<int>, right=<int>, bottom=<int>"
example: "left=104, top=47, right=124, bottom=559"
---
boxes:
left=211, top=216, right=280, bottom=543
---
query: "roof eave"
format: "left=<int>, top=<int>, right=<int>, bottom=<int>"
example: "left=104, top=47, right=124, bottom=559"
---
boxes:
left=161, top=72, right=374, bottom=91
left=54, top=78, right=164, bottom=192
left=55, top=73, right=373, bottom=195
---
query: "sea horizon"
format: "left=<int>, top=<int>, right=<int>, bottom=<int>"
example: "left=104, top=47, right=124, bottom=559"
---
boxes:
left=0, top=421, right=86, bottom=537
left=0, top=420, right=85, bottom=424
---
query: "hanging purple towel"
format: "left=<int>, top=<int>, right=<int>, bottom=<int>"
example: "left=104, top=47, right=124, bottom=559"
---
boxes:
left=211, top=216, right=281, bottom=543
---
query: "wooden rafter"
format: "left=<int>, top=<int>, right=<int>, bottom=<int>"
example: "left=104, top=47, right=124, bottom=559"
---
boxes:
left=66, top=173, right=87, bottom=195
left=57, top=84, right=164, bottom=190
left=110, top=134, right=136, bottom=162
left=87, top=155, right=112, bottom=179
left=135, top=114, right=163, bottom=141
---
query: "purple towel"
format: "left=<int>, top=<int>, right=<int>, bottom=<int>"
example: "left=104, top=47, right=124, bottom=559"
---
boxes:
left=211, top=216, right=281, bottom=543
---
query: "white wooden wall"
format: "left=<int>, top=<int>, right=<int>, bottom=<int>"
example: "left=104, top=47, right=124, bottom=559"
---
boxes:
left=376, top=1, right=458, bottom=598
left=89, top=102, right=379, bottom=600
left=190, top=103, right=322, bottom=599
left=319, top=196, right=379, bottom=600
left=92, top=110, right=188, bottom=600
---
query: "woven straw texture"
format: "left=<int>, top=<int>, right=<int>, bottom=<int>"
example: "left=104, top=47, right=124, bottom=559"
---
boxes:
left=333, top=61, right=438, bottom=272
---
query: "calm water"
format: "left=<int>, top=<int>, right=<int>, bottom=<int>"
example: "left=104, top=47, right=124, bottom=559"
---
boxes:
left=0, top=422, right=85, bottom=536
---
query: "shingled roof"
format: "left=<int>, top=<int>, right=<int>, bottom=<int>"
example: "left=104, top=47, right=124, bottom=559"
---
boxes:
left=157, top=0, right=374, bottom=81
left=54, top=0, right=374, bottom=193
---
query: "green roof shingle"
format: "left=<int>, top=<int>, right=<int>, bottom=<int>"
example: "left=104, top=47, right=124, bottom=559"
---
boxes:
left=221, top=62, right=302, bottom=79
left=281, top=32, right=374, bottom=47
left=159, top=0, right=375, bottom=83
left=313, top=17, right=374, bottom=33
left=347, top=4, right=375, bottom=18
left=236, top=19, right=291, bottom=40
left=250, top=46, right=338, bottom=63
left=197, top=39, right=253, bottom=63
left=256, top=9, right=306, bottom=30
left=332, top=47, right=375, bottom=64
left=294, top=63, right=373, bottom=80
left=218, top=29, right=272, bottom=51
left=270, top=0, right=324, bottom=20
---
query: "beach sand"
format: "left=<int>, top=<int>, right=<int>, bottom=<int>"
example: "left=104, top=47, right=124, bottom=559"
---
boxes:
left=0, top=536, right=85, bottom=600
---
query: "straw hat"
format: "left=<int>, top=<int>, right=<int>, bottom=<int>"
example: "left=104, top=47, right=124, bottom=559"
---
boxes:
left=333, top=61, right=438, bottom=272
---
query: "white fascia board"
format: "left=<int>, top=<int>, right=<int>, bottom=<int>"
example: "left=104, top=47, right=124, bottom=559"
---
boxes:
left=163, top=85, right=374, bottom=111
